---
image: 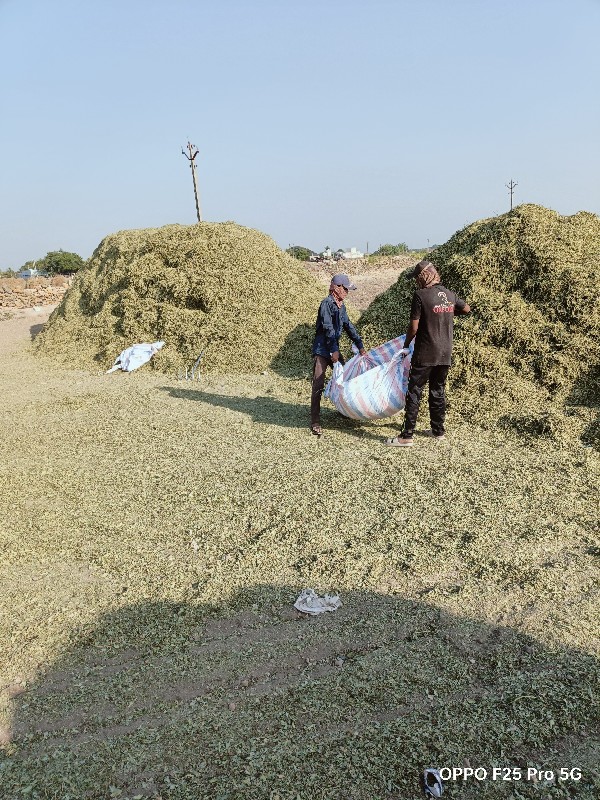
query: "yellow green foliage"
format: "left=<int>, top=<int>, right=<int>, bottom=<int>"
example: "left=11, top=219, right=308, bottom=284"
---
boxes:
left=359, top=204, right=600, bottom=435
left=35, top=222, right=327, bottom=374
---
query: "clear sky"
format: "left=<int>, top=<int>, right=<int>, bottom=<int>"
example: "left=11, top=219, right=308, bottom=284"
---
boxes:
left=1, top=0, right=599, bottom=270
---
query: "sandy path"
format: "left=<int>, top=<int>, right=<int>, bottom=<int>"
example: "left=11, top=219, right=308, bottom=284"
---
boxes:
left=0, top=305, right=57, bottom=356
left=305, top=266, right=404, bottom=310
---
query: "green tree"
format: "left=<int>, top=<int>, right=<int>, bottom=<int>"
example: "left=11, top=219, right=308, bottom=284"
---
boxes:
left=286, top=246, right=313, bottom=261
left=372, top=243, right=408, bottom=257
left=40, top=250, right=85, bottom=275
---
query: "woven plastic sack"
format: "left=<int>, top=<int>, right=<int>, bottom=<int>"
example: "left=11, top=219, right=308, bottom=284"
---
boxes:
left=324, top=336, right=414, bottom=420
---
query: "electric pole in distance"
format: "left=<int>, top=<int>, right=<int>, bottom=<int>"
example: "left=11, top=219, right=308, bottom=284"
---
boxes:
left=182, top=141, right=202, bottom=222
left=506, top=179, right=518, bottom=211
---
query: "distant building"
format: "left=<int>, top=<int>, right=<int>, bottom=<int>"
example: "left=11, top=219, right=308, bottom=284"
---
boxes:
left=340, top=247, right=364, bottom=260
left=18, top=268, right=43, bottom=279
left=319, top=246, right=364, bottom=261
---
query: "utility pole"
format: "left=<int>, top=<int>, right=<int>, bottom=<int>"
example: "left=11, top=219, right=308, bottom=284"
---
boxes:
left=506, top=179, right=518, bottom=211
left=181, top=141, right=202, bottom=222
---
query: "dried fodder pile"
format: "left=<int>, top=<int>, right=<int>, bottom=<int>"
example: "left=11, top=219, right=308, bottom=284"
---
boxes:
left=34, top=222, right=327, bottom=374
left=359, top=204, right=600, bottom=436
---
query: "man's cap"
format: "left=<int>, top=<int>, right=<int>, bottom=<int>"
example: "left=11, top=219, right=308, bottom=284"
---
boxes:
left=332, top=273, right=357, bottom=290
left=405, top=259, right=434, bottom=279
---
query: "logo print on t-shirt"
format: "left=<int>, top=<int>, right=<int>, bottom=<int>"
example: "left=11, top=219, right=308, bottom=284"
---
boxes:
left=433, top=291, right=454, bottom=314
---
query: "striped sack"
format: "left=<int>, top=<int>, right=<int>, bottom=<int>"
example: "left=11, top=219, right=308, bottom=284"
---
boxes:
left=324, top=336, right=414, bottom=420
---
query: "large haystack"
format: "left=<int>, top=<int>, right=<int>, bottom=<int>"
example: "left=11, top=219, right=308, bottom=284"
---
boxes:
left=359, top=204, right=600, bottom=433
left=35, top=222, right=327, bottom=374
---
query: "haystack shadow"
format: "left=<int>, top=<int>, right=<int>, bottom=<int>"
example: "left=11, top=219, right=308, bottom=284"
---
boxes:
left=566, top=362, right=600, bottom=451
left=269, top=323, right=314, bottom=379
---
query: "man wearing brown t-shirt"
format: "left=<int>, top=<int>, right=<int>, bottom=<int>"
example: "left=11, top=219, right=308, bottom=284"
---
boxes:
left=385, top=259, right=470, bottom=447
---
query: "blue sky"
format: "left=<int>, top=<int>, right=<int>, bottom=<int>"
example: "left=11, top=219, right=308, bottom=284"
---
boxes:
left=1, top=0, right=599, bottom=269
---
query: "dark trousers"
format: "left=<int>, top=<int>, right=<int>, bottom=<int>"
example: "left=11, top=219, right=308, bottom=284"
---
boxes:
left=402, top=364, right=450, bottom=438
left=310, top=354, right=344, bottom=426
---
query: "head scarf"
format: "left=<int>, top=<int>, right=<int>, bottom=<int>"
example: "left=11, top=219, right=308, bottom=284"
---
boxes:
left=416, top=262, right=441, bottom=289
left=329, top=280, right=346, bottom=308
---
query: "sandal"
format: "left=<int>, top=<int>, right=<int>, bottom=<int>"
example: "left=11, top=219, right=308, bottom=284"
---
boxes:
left=385, top=436, right=414, bottom=447
left=423, top=768, right=444, bottom=797
left=311, top=425, right=323, bottom=437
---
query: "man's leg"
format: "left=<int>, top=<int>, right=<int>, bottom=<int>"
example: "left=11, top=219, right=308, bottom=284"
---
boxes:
left=310, top=355, right=332, bottom=430
left=401, top=365, right=431, bottom=438
left=428, top=365, right=450, bottom=436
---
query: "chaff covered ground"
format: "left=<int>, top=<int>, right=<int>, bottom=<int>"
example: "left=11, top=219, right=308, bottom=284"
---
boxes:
left=1, top=310, right=598, bottom=799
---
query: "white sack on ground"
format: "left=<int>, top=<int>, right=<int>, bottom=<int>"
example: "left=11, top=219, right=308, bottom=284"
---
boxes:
left=294, top=588, right=342, bottom=615
left=106, top=341, right=165, bottom=374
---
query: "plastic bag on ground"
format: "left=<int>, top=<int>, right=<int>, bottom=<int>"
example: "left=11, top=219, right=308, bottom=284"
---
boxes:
left=106, top=341, right=165, bottom=374
left=294, top=588, right=342, bottom=615
left=324, top=335, right=414, bottom=419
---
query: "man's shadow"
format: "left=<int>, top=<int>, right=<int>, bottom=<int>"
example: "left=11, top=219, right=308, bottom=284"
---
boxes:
left=160, top=386, right=388, bottom=442
left=2, top=586, right=599, bottom=799
left=29, top=323, right=46, bottom=340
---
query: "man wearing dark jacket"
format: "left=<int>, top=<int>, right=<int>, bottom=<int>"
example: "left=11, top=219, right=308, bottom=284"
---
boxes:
left=386, top=259, right=470, bottom=447
left=310, top=273, right=366, bottom=436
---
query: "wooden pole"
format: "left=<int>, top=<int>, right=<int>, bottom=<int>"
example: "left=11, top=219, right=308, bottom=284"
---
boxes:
left=182, top=141, right=202, bottom=222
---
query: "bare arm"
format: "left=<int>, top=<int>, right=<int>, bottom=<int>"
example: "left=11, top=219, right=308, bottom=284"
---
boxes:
left=455, top=296, right=471, bottom=315
left=404, top=318, right=419, bottom=348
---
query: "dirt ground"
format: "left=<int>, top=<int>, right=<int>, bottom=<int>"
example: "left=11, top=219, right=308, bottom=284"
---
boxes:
left=0, top=305, right=58, bottom=355
left=304, top=257, right=412, bottom=310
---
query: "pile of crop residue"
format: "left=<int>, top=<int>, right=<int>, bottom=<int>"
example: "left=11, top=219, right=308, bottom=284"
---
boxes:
left=35, top=222, right=327, bottom=375
left=359, top=204, right=600, bottom=438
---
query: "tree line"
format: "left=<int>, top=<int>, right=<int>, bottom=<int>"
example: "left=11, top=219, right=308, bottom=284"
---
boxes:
left=286, top=243, right=409, bottom=261
left=7, top=249, right=85, bottom=276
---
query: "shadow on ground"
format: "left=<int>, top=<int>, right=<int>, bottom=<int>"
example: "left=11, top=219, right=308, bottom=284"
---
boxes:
left=2, top=587, right=599, bottom=799
left=159, top=386, right=388, bottom=442
left=29, top=323, right=46, bottom=340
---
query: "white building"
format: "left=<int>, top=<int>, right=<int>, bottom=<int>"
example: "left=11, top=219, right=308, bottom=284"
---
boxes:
left=320, top=246, right=365, bottom=261
left=341, top=247, right=364, bottom=259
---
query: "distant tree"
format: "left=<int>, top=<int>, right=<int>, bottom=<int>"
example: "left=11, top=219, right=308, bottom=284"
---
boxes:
left=40, top=250, right=85, bottom=275
left=286, top=246, right=313, bottom=261
left=372, top=243, right=409, bottom=257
